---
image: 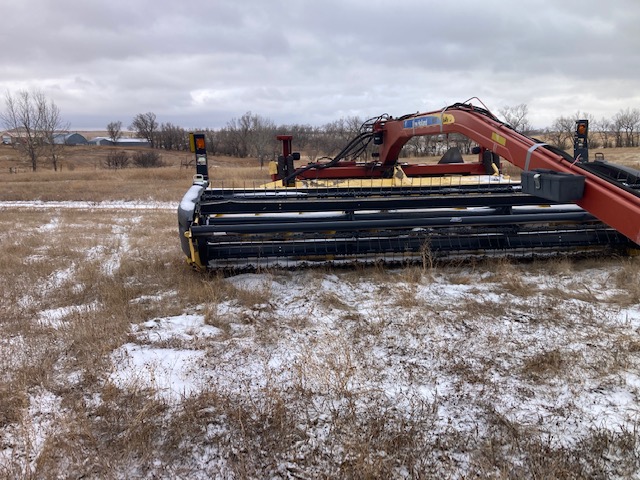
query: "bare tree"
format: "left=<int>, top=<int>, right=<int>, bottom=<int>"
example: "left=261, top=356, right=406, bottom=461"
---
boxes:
left=129, top=112, right=158, bottom=148
left=280, top=123, right=313, bottom=153
left=225, top=112, right=253, bottom=157
left=612, top=111, right=625, bottom=147
left=612, top=108, right=640, bottom=147
left=215, top=127, right=236, bottom=156
left=549, top=115, right=575, bottom=149
left=203, top=129, right=221, bottom=156
left=321, top=116, right=363, bottom=157
left=1, top=89, right=67, bottom=171
left=249, top=114, right=277, bottom=167
left=104, top=151, right=130, bottom=169
left=158, top=122, right=187, bottom=151
left=499, top=104, right=532, bottom=133
left=405, top=135, right=436, bottom=157
left=572, top=111, right=596, bottom=127
left=132, top=150, right=164, bottom=168
left=303, top=125, right=325, bottom=162
left=595, top=117, right=613, bottom=148
left=107, top=121, right=123, bottom=144
left=41, top=98, right=69, bottom=171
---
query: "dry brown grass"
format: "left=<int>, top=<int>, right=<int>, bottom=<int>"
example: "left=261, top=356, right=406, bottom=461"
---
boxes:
left=610, top=258, right=640, bottom=306
left=0, top=144, right=271, bottom=201
left=1, top=143, right=638, bottom=203
left=1, top=145, right=640, bottom=478
left=467, top=406, right=640, bottom=479
left=0, top=164, right=271, bottom=202
left=521, top=348, right=571, bottom=380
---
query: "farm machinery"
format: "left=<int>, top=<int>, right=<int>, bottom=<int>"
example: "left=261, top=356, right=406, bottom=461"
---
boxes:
left=179, top=100, right=640, bottom=270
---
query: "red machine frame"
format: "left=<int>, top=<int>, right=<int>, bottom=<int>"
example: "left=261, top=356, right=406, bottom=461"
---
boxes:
left=279, top=104, right=640, bottom=245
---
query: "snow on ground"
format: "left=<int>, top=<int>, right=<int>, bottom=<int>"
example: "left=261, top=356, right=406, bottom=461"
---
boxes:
left=0, top=388, right=63, bottom=477
left=111, top=315, right=223, bottom=401
left=3, top=200, right=640, bottom=476
left=38, top=302, right=100, bottom=329
left=111, top=267, right=640, bottom=455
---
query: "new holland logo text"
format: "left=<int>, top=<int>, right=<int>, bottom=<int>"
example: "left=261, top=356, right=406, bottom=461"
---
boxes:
left=403, top=114, right=454, bottom=129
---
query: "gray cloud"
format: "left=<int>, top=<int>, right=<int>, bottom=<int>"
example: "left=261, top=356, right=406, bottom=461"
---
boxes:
left=1, top=0, right=639, bottom=129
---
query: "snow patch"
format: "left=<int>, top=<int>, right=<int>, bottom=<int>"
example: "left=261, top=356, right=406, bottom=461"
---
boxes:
left=38, top=302, right=100, bottom=328
left=134, top=314, right=222, bottom=343
left=110, top=314, right=223, bottom=402
left=110, top=344, right=207, bottom=402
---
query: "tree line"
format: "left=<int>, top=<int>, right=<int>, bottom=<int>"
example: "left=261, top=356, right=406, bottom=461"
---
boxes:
left=3, top=89, right=640, bottom=172
left=118, top=110, right=373, bottom=165
left=124, top=105, right=640, bottom=161
left=500, top=103, right=640, bottom=149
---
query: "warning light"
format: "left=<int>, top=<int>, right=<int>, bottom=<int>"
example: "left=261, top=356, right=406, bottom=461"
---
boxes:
left=575, top=120, right=588, bottom=138
left=190, top=133, right=208, bottom=179
left=574, top=120, right=589, bottom=162
left=189, top=133, right=206, bottom=154
left=189, top=132, right=207, bottom=153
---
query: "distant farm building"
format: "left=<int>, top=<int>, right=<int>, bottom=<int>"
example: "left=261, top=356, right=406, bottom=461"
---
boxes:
left=2, top=131, right=89, bottom=145
left=87, top=137, right=114, bottom=146
left=1, top=132, right=12, bottom=145
left=88, top=137, right=151, bottom=147
left=53, top=133, right=88, bottom=145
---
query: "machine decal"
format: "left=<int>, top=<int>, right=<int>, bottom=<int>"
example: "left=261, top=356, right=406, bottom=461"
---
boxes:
left=403, top=114, right=454, bottom=129
left=491, top=132, right=507, bottom=146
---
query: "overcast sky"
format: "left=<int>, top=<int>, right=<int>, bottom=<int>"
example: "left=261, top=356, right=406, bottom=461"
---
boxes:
left=2, top=0, right=639, bottom=130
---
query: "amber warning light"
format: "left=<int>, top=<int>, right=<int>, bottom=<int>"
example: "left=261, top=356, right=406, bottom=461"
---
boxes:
left=189, top=133, right=207, bottom=153
left=576, top=121, right=588, bottom=138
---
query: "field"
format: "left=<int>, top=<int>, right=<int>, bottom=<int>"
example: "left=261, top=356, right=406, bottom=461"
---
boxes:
left=1, top=145, right=640, bottom=478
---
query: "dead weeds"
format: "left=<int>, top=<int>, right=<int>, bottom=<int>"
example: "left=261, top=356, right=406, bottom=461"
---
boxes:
left=2, top=152, right=640, bottom=478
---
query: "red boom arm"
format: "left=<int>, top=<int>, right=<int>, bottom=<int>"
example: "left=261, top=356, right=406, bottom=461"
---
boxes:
left=373, top=105, right=640, bottom=244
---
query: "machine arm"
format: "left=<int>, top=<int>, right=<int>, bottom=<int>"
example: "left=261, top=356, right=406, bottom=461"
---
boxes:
left=374, top=102, right=640, bottom=244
